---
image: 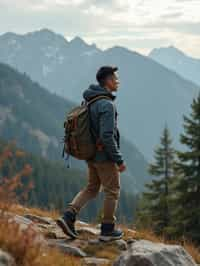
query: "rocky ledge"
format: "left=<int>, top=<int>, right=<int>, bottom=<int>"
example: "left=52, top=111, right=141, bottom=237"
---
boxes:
left=0, top=212, right=197, bottom=266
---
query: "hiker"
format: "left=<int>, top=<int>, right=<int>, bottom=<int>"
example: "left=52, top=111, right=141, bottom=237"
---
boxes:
left=57, top=66, right=126, bottom=241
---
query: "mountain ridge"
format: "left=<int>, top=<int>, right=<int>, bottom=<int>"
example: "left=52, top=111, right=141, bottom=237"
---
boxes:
left=0, top=29, right=199, bottom=160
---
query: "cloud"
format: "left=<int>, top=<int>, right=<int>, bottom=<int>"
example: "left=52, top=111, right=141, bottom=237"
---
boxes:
left=0, top=0, right=200, bottom=57
left=160, top=12, right=183, bottom=19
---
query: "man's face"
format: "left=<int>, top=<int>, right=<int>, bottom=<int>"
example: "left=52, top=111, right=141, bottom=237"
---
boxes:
left=104, top=72, right=120, bottom=92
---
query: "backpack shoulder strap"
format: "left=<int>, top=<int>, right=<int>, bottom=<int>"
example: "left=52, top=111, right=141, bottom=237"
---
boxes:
left=87, top=95, right=112, bottom=106
left=86, top=95, right=111, bottom=142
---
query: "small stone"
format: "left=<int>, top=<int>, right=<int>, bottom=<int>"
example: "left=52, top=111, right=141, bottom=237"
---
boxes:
left=24, top=214, right=54, bottom=225
left=38, top=224, right=67, bottom=239
left=11, top=215, right=38, bottom=232
left=126, top=229, right=137, bottom=237
left=81, top=257, right=110, bottom=266
left=12, top=215, right=33, bottom=226
left=126, top=238, right=136, bottom=245
left=115, top=239, right=128, bottom=251
left=88, top=238, right=128, bottom=251
left=77, top=220, right=89, bottom=226
left=0, top=249, right=16, bottom=266
left=77, top=227, right=100, bottom=236
left=88, top=239, right=101, bottom=245
left=37, top=223, right=51, bottom=229
left=95, top=224, right=101, bottom=229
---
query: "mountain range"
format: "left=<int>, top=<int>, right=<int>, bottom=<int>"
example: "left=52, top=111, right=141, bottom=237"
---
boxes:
left=0, top=62, right=150, bottom=193
left=149, top=46, right=200, bottom=87
left=0, top=29, right=199, bottom=160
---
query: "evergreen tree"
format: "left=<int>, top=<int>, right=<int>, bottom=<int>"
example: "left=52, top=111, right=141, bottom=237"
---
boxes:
left=137, top=125, right=175, bottom=235
left=171, top=93, right=200, bottom=243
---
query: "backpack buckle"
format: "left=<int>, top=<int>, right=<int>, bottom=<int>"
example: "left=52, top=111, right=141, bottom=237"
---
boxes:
left=96, top=139, right=104, bottom=151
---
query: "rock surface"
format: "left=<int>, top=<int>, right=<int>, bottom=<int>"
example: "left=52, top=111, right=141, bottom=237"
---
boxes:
left=115, top=240, right=128, bottom=251
left=81, top=257, right=110, bottom=266
left=1, top=210, right=198, bottom=265
left=24, top=214, right=54, bottom=225
left=114, top=240, right=197, bottom=266
left=77, top=227, right=100, bottom=236
left=47, top=239, right=87, bottom=257
left=0, top=249, right=16, bottom=266
left=87, top=238, right=127, bottom=251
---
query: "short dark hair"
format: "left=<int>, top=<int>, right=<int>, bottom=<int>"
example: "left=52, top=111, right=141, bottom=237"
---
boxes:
left=96, top=66, right=118, bottom=85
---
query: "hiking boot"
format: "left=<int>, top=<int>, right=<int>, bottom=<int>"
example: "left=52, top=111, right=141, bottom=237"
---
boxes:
left=99, top=223, right=123, bottom=242
left=56, top=210, right=78, bottom=239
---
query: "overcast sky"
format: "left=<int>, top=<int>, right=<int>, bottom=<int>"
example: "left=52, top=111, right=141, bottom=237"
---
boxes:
left=0, top=0, right=200, bottom=57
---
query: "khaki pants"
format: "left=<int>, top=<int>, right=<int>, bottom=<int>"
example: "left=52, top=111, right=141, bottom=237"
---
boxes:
left=67, top=161, right=120, bottom=224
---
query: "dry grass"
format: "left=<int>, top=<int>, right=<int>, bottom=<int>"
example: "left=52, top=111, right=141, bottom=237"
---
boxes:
left=9, top=204, right=60, bottom=220
left=0, top=214, right=81, bottom=266
left=0, top=144, right=33, bottom=212
left=183, top=241, right=200, bottom=264
left=0, top=144, right=81, bottom=265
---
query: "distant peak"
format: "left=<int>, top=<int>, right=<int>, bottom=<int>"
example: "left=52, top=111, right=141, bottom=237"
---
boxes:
left=149, top=46, right=186, bottom=57
left=168, top=45, right=177, bottom=50
left=69, top=36, right=99, bottom=51
left=29, top=28, right=58, bottom=37
left=167, top=45, right=183, bottom=53
left=105, top=45, right=140, bottom=56
left=0, top=32, right=19, bottom=39
left=106, top=45, right=127, bottom=53
left=0, top=29, right=57, bottom=40
left=70, top=36, right=87, bottom=45
left=37, top=28, right=54, bottom=34
left=26, top=28, right=68, bottom=43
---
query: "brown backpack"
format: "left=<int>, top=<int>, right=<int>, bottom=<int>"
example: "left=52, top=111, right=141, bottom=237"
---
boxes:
left=62, top=95, right=110, bottom=161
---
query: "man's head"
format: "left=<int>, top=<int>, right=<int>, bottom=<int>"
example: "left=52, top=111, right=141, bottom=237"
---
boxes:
left=96, top=66, right=120, bottom=92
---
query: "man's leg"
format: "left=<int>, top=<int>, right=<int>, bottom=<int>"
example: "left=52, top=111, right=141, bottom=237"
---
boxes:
left=57, top=161, right=101, bottom=238
left=67, top=161, right=101, bottom=213
left=94, top=161, right=122, bottom=241
left=94, top=161, right=120, bottom=224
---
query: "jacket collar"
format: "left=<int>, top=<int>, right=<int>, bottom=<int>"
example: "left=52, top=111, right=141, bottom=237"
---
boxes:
left=100, top=86, right=116, bottom=101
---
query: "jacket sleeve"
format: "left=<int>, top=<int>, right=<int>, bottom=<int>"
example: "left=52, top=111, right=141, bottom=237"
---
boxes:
left=99, top=100, right=124, bottom=165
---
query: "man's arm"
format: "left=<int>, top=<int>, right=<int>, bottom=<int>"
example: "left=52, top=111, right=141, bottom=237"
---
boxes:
left=98, top=100, right=124, bottom=166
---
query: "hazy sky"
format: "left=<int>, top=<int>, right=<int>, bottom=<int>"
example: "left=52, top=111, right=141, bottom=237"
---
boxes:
left=0, top=0, right=200, bottom=57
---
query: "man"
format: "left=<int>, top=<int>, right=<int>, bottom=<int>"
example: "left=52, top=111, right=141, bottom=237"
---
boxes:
left=57, top=66, right=126, bottom=241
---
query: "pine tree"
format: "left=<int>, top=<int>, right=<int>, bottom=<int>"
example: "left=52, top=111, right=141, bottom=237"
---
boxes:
left=171, top=93, right=200, bottom=243
left=137, top=125, right=175, bottom=235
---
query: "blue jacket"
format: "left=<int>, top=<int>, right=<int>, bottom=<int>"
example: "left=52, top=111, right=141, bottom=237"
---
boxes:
left=83, top=84, right=124, bottom=165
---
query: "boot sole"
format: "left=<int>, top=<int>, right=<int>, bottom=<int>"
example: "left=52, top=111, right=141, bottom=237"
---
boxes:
left=99, top=232, right=124, bottom=242
left=56, top=218, right=78, bottom=239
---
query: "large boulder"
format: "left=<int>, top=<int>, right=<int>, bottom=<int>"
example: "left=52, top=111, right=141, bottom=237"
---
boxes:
left=114, top=240, right=197, bottom=266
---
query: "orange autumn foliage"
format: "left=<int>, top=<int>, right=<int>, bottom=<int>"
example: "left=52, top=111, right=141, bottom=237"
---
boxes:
left=0, top=144, right=34, bottom=210
left=0, top=143, right=80, bottom=266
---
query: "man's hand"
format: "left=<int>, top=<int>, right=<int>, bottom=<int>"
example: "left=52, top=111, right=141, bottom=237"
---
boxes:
left=117, top=163, right=126, bottom=173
